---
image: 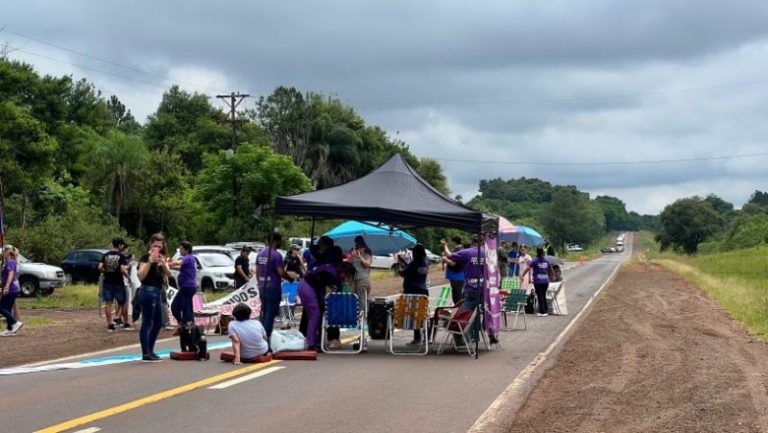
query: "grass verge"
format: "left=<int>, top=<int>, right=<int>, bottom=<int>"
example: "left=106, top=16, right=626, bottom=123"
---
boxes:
left=17, top=284, right=100, bottom=309
left=655, top=245, right=768, bottom=341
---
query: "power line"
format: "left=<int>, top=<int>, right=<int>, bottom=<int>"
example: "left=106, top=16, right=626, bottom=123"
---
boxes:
left=433, top=151, right=768, bottom=166
left=3, top=28, right=224, bottom=94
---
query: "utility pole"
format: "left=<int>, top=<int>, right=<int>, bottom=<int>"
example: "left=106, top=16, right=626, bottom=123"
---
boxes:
left=216, top=92, right=250, bottom=240
left=216, top=92, right=250, bottom=150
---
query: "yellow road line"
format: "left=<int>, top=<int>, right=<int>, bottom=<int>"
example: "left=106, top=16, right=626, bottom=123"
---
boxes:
left=34, top=360, right=281, bottom=433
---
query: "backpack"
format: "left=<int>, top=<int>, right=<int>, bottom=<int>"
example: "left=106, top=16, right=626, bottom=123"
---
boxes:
left=524, top=292, right=535, bottom=314
left=179, top=324, right=208, bottom=360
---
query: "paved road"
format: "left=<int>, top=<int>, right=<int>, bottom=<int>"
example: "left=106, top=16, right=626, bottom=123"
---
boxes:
left=0, top=235, right=633, bottom=433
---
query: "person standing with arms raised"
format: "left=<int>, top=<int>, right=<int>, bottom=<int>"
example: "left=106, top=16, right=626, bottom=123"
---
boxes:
left=255, top=233, right=291, bottom=339
left=137, top=233, right=172, bottom=362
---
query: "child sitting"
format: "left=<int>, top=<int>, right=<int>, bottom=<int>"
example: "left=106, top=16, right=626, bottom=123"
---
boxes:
left=227, top=303, right=269, bottom=364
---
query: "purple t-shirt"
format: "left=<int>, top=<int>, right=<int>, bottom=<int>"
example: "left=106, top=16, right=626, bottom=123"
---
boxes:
left=2, top=259, right=21, bottom=294
left=177, top=255, right=197, bottom=289
left=529, top=258, right=551, bottom=284
left=449, top=247, right=485, bottom=294
left=256, top=248, right=284, bottom=290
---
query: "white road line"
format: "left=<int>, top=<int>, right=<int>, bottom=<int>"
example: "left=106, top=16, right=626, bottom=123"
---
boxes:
left=72, top=427, right=101, bottom=433
left=469, top=234, right=631, bottom=432
left=207, top=366, right=285, bottom=390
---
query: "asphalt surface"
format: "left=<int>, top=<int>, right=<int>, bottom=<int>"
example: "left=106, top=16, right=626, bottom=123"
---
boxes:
left=1, top=236, right=632, bottom=433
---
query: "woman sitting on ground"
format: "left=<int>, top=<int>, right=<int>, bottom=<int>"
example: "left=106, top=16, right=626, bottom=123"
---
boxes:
left=227, top=303, right=269, bottom=365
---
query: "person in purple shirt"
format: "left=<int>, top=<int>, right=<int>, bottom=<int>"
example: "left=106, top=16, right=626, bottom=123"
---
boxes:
left=169, top=241, right=197, bottom=328
left=443, top=235, right=485, bottom=343
left=521, top=247, right=555, bottom=316
left=1, top=245, right=23, bottom=336
left=398, top=244, right=430, bottom=345
left=255, top=232, right=290, bottom=339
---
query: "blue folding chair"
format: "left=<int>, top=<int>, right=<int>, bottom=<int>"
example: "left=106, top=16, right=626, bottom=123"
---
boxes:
left=321, top=292, right=364, bottom=354
left=279, top=282, right=299, bottom=327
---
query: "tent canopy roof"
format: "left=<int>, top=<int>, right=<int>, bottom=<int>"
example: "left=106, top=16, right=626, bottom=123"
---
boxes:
left=276, top=154, right=484, bottom=232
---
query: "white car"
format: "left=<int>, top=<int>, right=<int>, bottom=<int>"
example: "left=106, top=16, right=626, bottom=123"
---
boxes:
left=371, top=254, right=396, bottom=270
left=566, top=244, right=584, bottom=252
left=17, top=254, right=66, bottom=297
left=170, top=246, right=235, bottom=291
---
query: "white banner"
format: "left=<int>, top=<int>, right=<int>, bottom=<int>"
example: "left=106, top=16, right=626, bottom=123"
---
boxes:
left=166, top=278, right=262, bottom=326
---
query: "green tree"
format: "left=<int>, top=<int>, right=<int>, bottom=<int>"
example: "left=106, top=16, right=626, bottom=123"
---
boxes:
left=595, top=195, right=636, bottom=231
left=195, top=144, right=312, bottom=242
left=416, top=158, right=450, bottom=195
left=540, top=187, right=605, bottom=251
left=84, top=131, right=149, bottom=225
left=656, top=196, right=723, bottom=254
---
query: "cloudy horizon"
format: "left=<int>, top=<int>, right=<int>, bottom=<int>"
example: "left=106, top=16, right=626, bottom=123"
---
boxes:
left=5, top=1, right=768, bottom=215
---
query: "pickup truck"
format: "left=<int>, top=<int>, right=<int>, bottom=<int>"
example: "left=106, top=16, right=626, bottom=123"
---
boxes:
left=18, top=254, right=67, bottom=297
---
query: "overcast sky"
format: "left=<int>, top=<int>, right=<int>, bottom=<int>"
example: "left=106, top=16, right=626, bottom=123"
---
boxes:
left=5, top=1, right=768, bottom=214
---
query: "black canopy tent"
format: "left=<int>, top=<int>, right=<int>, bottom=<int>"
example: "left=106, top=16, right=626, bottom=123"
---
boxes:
left=275, top=154, right=484, bottom=233
left=272, top=154, right=495, bottom=358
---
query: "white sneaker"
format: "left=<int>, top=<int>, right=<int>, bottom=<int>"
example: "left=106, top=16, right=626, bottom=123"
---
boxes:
left=536, top=313, right=548, bottom=317
left=328, top=339, right=341, bottom=349
left=0, top=330, right=12, bottom=337
left=9, top=321, right=23, bottom=334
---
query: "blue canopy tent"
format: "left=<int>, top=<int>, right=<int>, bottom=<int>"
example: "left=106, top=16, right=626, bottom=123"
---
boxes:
left=324, top=221, right=416, bottom=255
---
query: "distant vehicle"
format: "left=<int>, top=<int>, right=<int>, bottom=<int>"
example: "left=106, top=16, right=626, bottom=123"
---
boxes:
left=566, top=244, right=584, bottom=252
left=60, top=249, right=109, bottom=284
left=600, top=247, right=618, bottom=253
left=18, top=254, right=66, bottom=297
left=616, top=240, right=624, bottom=246
left=171, top=246, right=235, bottom=291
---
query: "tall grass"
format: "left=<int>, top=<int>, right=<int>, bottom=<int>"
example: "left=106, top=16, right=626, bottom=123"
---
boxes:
left=16, top=284, right=100, bottom=309
left=656, top=245, right=768, bottom=340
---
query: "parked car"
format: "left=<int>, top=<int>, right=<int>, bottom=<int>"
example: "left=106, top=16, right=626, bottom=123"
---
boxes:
left=170, top=246, right=236, bottom=291
left=60, top=249, right=108, bottom=284
left=370, top=254, right=395, bottom=269
left=566, top=244, right=584, bottom=252
left=600, top=247, right=618, bottom=253
left=17, top=254, right=66, bottom=297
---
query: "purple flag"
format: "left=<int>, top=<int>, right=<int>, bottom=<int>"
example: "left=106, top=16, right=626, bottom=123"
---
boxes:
left=483, top=235, right=501, bottom=336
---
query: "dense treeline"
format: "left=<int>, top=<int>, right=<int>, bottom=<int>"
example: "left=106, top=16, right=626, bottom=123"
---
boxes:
left=657, top=191, right=768, bottom=254
left=0, top=58, right=449, bottom=262
left=469, top=177, right=659, bottom=250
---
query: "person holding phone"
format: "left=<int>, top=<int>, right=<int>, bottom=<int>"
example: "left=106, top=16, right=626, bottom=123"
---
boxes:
left=137, top=233, right=172, bottom=362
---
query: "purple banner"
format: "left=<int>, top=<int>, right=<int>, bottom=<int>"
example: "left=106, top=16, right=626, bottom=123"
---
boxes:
left=483, top=235, right=501, bottom=336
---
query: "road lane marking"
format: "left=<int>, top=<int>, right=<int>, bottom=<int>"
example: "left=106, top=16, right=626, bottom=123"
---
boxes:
left=1, top=341, right=232, bottom=376
left=33, top=360, right=282, bottom=433
left=72, top=428, right=101, bottom=433
left=208, top=366, right=285, bottom=389
left=469, top=239, right=627, bottom=432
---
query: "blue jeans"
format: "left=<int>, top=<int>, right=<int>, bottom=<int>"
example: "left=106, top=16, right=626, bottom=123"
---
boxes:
left=139, top=285, right=163, bottom=355
left=260, top=286, right=281, bottom=339
left=171, top=287, right=196, bottom=326
left=0, top=292, right=18, bottom=330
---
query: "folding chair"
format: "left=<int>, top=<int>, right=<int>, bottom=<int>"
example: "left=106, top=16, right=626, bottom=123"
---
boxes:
left=321, top=292, right=364, bottom=354
left=546, top=279, right=566, bottom=315
left=435, top=306, right=483, bottom=358
left=500, top=288, right=527, bottom=330
left=428, top=286, right=452, bottom=313
left=279, top=282, right=299, bottom=327
left=500, top=277, right=520, bottom=292
left=387, top=294, right=430, bottom=356
left=192, top=292, right=220, bottom=335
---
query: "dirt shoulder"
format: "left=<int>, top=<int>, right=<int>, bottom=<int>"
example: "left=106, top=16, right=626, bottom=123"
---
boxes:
left=0, top=268, right=447, bottom=368
left=505, top=259, right=768, bottom=433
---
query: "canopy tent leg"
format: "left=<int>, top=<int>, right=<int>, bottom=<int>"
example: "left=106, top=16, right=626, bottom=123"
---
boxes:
left=476, top=237, right=482, bottom=359
left=310, top=217, right=316, bottom=240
